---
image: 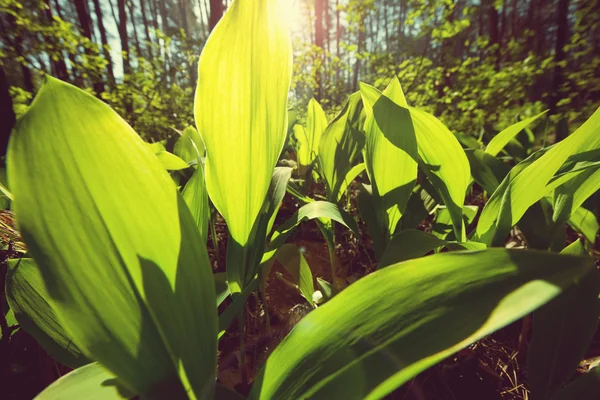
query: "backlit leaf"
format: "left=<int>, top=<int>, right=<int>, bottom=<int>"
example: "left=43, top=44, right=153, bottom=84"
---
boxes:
left=250, top=249, right=593, bottom=399
left=8, top=77, right=217, bottom=399
left=194, top=0, right=293, bottom=248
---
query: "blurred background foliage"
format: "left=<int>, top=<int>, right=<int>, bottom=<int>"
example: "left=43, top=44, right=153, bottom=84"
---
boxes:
left=1, top=0, right=599, bottom=148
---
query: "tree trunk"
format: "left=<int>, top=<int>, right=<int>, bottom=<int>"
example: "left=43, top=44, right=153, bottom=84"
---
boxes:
left=314, top=0, right=325, bottom=100
left=128, top=0, right=142, bottom=58
left=352, top=24, right=365, bottom=92
left=0, top=66, right=15, bottom=157
left=140, top=0, right=154, bottom=58
left=157, top=0, right=172, bottom=79
left=74, top=0, right=104, bottom=93
left=92, top=0, right=116, bottom=87
left=43, top=0, right=69, bottom=80
left=209, top=0, right=224, bottom=32
left=117, top=0, right=133, bottom=113
left=488, top=0, right=500, bottom=69
left=550, top=0, right=571, bottom=141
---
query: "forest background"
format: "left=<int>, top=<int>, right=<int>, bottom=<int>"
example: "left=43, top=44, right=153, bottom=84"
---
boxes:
left=1, top=0, right=599, bottom=152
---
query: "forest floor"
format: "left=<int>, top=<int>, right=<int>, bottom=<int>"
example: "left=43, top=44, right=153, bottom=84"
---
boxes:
left=1, top=180, right=599, bottom=400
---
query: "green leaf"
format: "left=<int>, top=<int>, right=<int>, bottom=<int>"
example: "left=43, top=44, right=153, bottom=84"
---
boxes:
left=274, top=244, right=314, bottom=306
left=8, top=76, right=217, bottom=399
left=182, top=163, right=209, bottom=244
left=337, top=162, right=366, bottom=200
left=465, top=149, right=511, bottom=194
left=194, top=0, right=292, bottom=248
left=318, top=92, right=365, bottom=201
left=568, top=207, right=599, bottom=244
left=226, top=167, right=293, bottom=292
left=527, top=240, right=600, bottom=399
left=411, top=106, right=470, bottom=241
left=551, top=167, right=600, bottom=230
left=148, top=142, right=190, bottom=170
left=476, top=107, right=600, bottom=246
left=173, top=125, right=204, bottom=165
left=485, top=111, right=548, bottom=157
left=264, top=201, right=358, bottom=262
left=548, top=367, right=600, bottom=400
left=360, top=81, right=418, bottom=242
left=432, top=205, right=478, bottom=241
left=5, top=258, right=90, bottom=368
left=214, top=272, right=230, bottom=308
left=356, top=185, right=386, bottom=259
left=249, top=249, right=594, bottom=400
left=378, top=229, right=446, bottom=269
left=360, top=82, right=470, bottom=240
left=35, top=362, right=134, bottom=400
left=297, top=98, right=327, bottom=169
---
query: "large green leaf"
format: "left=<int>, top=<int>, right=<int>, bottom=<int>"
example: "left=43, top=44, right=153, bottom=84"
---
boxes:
left=35, top=362, right=134, bottom=400
left=485, top=111, right=548, bottom=157
left=360, top=79, right=418, bottom=242
left=5, top=258, right=90, bottom=368
left=476, top=107, right=600, bottom=245
left=527, top=240, right=600, bottom=399
left=359, top=82, right=470, bottom=240
left=318, top=92, right=365, bottom=201
left=226, top=167, right=293, bottom=291
left=194, top=0, right=292, bottom=250
left=182, top=163, right=209, bottom=244
left=8, top=77, right=217, bottom=399
left=297, top=98, right=327, bottom=169
left=249, top=249, right=593, bottom=399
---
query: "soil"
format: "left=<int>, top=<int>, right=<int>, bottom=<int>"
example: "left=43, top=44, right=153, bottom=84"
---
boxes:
left=1, top=178, right=599, bottom=399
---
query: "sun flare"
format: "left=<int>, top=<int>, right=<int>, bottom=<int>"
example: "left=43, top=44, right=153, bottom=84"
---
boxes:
left=280, top=0, right=309, bottom=35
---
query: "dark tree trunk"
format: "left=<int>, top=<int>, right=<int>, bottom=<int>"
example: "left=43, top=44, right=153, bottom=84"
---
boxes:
left=209, top=0, right=224, bottom=32
left=117, top=0, right=133, bottom=113
left=0, top=66, right=15, bottom=157
left=550, top=0, right=571, bottom=141
left=74, top=0, right=104, bottom=93
left=42, top=0, right=69, bottom=80
left=140, top=0, right=154, bottom=58
left=91, top=0, right=116, bottom=87
left=488, top=0, right=500, bottom=69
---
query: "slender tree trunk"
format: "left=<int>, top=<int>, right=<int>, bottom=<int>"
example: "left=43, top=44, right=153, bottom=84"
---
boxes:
left=209, top=0, right=224, bottom=32
left=197, top=0, right=208, bottom=38
left=92, top=0, right=116, bottom=87
left=43, top=0, right=69, bottom=80
left=128, top=1, right=142, bottom=58
left=486, top=0, right=500, bottom=71
left=0, top=66, right=15, bottom=157
left=158, top=0, right=172, bottom=78
left=550, top=0, right=571, bottom=141
left=314, top=0, right=325, bottom=100
left=117, top=0, right=133, bottom=113
left=352, top=24, right=365, bottom=92
left=140, top=0, right=154, bottom=58
left=74, top=0, right=104, bottom=93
